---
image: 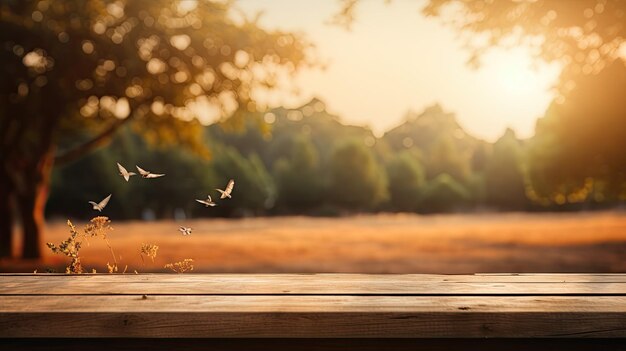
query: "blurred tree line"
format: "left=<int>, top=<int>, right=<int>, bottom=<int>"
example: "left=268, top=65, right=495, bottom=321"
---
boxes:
left=47, top=88, right=626, bottom=221
left=326, top=0, right=626, bottom=209
left=421, top=0, right=626, bottom=206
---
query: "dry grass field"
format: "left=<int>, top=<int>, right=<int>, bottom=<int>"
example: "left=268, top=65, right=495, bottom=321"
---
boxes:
left=3, top=211, right=626, bottom=273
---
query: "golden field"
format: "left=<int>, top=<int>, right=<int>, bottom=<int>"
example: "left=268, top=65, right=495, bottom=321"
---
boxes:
left=3, top=211, right=626, bottom=273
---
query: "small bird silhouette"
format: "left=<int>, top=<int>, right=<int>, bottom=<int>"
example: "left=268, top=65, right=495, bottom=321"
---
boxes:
left=179, top=226, right=192, bottom=236
left=195, top=195, right=216, bottom=207
left=117, top=163, right=136, bottom=182
left=215, top=179, right=234, bottom=199
left=136, top=165, right=165, bottom=178
left=89, top=194, right=112, bottom=212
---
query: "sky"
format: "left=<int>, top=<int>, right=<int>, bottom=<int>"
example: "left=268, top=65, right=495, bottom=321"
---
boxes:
left=237, top=0, right=562, bottom=142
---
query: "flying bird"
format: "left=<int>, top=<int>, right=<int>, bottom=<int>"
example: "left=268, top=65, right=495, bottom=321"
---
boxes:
left=89, top=194, right=112, bottom=212
left=117, top=163, right=136, bottom=182
left=179, top=226, right=192, bottom=236
left=215, top=179, right=235, bottom=199
left=195, top=195, right=216, bottom=207
left=136, top=165, right=165, bottom=179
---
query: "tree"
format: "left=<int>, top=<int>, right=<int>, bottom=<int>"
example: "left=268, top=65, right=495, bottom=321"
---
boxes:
left=0, top=0, right=310, bottom=258
left=485, top=128, right=528, bottom=210
left=328, top=140, right=388, bottom=209
left=382, top=104, right=475, bottom=184
left=211, top=146, right=275, bottom=216
left=386, top=151, right=425, bottom=212
left=422, top=0, right=626, bottom=90
left=526, top=61, right=626, bottom=205
left=419, top=173, right=470, bottom=213
left=426, top=135, right=470, bottom=183
left=420, top=0, right=626, bottom=204
left=47, top=139, right=125, bottom=220
left=273, top=136, right=324, bottom=211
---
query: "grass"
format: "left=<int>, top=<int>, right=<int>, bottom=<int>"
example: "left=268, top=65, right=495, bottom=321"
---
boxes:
left=4, top=211, right=626, bottom=273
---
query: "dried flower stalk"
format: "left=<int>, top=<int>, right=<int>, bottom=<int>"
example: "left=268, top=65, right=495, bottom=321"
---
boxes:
left=140, top=243, right=159, bottom=263
left=106, top=262, right=118, bottom=274
left=46, top=220, right=84, bottom=274
left=164, top=259, right=194, bottom=273
left=85, top=216, right=117, bottom=265
left=47, top=217, right=116, bottom=274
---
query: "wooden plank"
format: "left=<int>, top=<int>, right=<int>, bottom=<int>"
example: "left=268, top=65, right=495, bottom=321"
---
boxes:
left=1, top=295, right=625, bottom=338
left=5, top=273, right=626, bottom=281
left=3, top=295, right=625, bottom=313
left=3, top=339, right=625, bottom=351
left=2, top=274, right=625, bottom=295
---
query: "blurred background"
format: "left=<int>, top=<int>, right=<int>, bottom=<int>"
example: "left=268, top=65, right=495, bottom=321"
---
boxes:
left=1, top=0, right=625, bottom=273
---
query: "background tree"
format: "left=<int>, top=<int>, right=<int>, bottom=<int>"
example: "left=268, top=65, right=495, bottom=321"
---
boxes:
left=419, top=173, right=470, bottom=213
left=48, top=127, right=218, bottom=220
left=466, top=142, right=491, bottom=207
left=386, top=151, right=425, bottom=212
left=383, top=104, right=475, bottom=184
left=426, top=136, right=470, bottom=183
left=485, top=128, right=528, bottom=210
left=421, top=0, right=626, bottom=205
left=273, top=136, right=324, bottom=212
left=527, top=61, right=626, bottom=205
left=422, top=0, right=626, bottom=88
left=328, top=140, right=388, bottom=210
left=211, top=146, right=275, bottom=216
left=0, top=0, right=310, bottom=258
left=47, top=138, right=126, bottom=220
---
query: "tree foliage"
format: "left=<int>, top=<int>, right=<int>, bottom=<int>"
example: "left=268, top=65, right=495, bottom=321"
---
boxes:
left=328, top=139, right=388, bottom=209
left=273, top=136, right=324, bottom=211
left=0, top=0, right=310, bottom=258
left=422, top=0, right=626, bottom=91
left=386, top=151, right=425, bottom=211
left=485, top=128, right=527, bottom=210
left=421, top=0, right=626, bottom=206
left=46, top=92, right=626, bottom=218
left=527, top=61, right=626, bottom=205
left=211, top=146, right=275, bottom=216
left=419, top=173, right=470, bottom=213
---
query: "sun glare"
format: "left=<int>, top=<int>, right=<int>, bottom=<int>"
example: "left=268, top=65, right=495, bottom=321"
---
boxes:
left=489, top=51, right=554, bottom=96
left=237, top=0, right=561, bottom=141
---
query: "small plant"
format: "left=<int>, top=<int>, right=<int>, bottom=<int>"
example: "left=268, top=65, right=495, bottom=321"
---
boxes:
left=140, top=243, right=159, bottom=263
left=106, top=262, right=118, bottom=274
left=47, top=220, right=84, bottom=274
left=164, top=259, right=194, bottom=273
left=84, top=216, right=117, bottom=266
left=45, top=216, right=196, bottom=274
left=46, top=217, right=115, bottom=274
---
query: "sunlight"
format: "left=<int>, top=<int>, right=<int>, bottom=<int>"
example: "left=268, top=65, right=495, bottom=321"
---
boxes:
left=238, top=0, right=561, bottom=141
left=488, top=51, right=555, bottom=97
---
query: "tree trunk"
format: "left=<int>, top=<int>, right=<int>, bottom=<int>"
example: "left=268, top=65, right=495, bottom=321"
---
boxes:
left=15, top=148, right=55, bottom=259
left=0, top=167, right=14, bottom=258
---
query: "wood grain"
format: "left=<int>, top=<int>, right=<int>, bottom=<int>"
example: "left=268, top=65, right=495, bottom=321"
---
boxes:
left=1, top=296, right=625, bottom=337
left=3, top=338, right=625, bottom=351
left=2, top=274, right=625, bottom=295
left=2, top=295, right=626, bottom=312
left=1, top=274, right=625, bottom=338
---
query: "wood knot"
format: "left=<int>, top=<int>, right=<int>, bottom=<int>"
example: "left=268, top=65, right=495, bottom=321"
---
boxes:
left=142, top=294, right=148, bottom=300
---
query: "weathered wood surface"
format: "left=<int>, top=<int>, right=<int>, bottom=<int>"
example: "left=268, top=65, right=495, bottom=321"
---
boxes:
left=3, top=339, right=625, bottom=351
left=2, top=273, right=626, bottom=295
left=0, top=274, right=625, bottom=338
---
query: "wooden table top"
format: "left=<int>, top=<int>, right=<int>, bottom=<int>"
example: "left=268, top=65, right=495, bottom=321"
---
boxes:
left=1, top=273, right=625, bottom=338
